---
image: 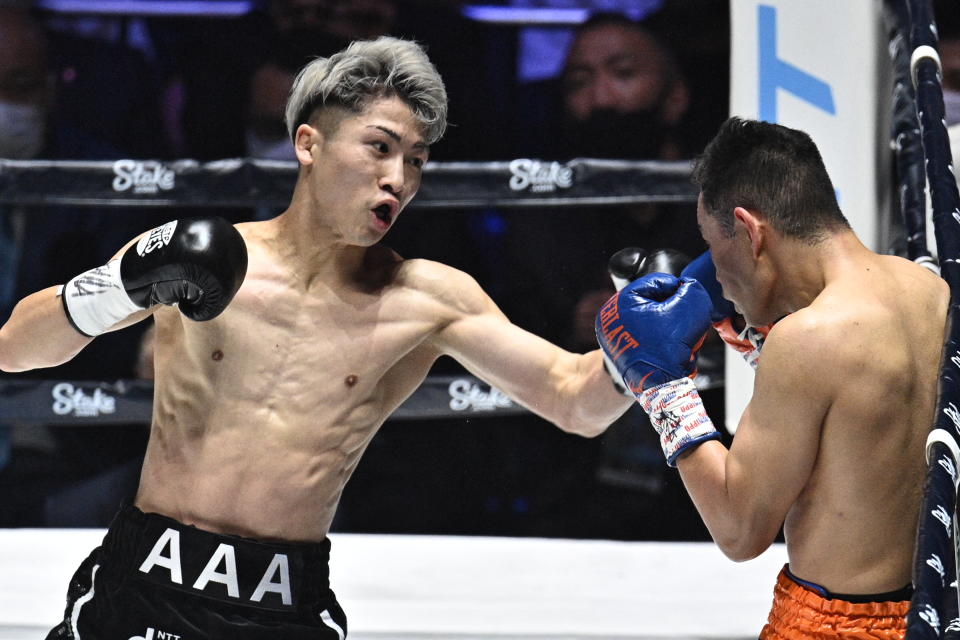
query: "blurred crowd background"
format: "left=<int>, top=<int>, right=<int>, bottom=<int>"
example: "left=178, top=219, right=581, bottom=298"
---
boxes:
left=0, top=0, right=958, bottom=542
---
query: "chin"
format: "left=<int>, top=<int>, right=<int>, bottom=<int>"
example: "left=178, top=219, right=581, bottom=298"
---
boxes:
left=743, top=310, right=775, bottom=328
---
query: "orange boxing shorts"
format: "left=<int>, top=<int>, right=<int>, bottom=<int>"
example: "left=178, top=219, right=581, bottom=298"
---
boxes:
left=760, top=565, right=910, bottom=640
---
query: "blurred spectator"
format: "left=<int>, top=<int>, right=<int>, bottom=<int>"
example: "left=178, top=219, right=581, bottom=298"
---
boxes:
left=501, top=12, right=706, bottom=346
left=38, top=10, right=169, bottom=158
left=488, top=11, right=717, bottom=540
left=0, top=6, right=152, bottom=527
left=0, top=6, right=53, bottom=164
left=176, top=0, right=397, bottom=161
left=0, top=6, right=162, bottom=321
left=270, top=0, right=397, bottom=41
left=513, top=12, right=690, bottom=160
left=245, top=61, right=297, bottom=162
left=558, top=12, right=690, bottom=159
left=0, top=5, right=48, bottom=327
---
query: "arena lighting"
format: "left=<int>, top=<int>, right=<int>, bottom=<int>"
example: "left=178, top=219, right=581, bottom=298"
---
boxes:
left=35, top=0, right=253, bottom=17
left=460, top=5, right=590, bottom=25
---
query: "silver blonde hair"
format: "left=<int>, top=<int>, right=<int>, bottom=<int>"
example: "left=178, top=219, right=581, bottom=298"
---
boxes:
left=284, top=36, right=448, bottom=145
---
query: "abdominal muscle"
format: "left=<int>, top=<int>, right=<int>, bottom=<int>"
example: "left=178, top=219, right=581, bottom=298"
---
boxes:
left=133, top=297, right=429, bottom=543
left=135, top=375, right=384, bottom=543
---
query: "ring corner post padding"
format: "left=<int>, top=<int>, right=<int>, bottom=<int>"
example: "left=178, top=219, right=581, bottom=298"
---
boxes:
left=726, top=0, right=886, bottom=434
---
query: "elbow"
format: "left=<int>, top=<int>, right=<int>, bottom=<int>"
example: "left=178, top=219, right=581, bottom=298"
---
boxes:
left=557, top=413, right=608, bottom=438
left=0, top=331, right=18, bottom=372
left=718, top=541, right=766, bottom=563
left=0, top=327, right=60, bottom=372
left=714, top=528, right=775, bottom=563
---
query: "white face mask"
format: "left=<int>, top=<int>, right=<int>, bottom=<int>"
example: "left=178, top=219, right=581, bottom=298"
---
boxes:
left=0, top=100, right=46, bottom=159
left=944, top=88, right=960, bottom=127
left=244, top=130, right=296, bottom=162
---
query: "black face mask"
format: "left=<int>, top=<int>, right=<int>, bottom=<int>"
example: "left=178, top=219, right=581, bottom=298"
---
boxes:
left=559, top=107, right=670, bottom=160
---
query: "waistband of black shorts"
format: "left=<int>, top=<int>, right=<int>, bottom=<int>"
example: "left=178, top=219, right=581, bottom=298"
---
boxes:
left=99, top=504, right=332, bottom=612
left=785, top=565, right=913, bottom=603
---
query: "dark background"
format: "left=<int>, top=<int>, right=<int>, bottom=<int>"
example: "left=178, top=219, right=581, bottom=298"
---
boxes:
left=0, top=0, right=734, bottom=541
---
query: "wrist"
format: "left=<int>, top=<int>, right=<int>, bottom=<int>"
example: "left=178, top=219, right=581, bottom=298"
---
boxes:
left=61, top=259, right=143, bottom=337
left=639, top=377, right=719, bottom=467
left=602, top=352, right=632, bottom=397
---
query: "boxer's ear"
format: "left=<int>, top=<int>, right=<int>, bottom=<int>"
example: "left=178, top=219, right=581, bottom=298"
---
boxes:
left=294, top=124, right=321, bottom=166
left=733, top=207, right=764, bottom=259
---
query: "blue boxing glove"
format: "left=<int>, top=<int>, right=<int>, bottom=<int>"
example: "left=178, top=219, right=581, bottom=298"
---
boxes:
left=681, top=250, right=771, bottom=370
left=595, top=273, right=711, bottom=395
left=596, top=273, right=719, bottom=466
left=680, top=250, right=735, bottom=323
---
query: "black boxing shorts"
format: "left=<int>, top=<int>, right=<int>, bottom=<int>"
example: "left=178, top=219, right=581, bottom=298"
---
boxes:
left=45, top=505, right=348, bottom=640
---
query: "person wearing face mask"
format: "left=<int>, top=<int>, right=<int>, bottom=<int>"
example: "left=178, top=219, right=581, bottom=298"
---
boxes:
left=0, top=6, right=58, bottom=329
left=488, top=11, right=715, bottom=541
left=0, top=6, right=154, bottom=527
left=500, top=12, right=708, bottom=347
left=558, top=13, right=691, bottom=161
left=0, top=5, right=47, bottom=330
left=0, top=4, right=51, bottom=162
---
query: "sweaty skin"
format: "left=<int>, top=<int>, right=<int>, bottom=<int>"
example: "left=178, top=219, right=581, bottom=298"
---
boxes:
left=0, top=96, right=630, bottom=542
left=687, top=197, right=949, bottom=594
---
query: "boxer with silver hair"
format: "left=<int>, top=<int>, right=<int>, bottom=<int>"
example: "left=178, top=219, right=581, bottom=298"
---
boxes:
left=0, top=37, right=635, bottom=638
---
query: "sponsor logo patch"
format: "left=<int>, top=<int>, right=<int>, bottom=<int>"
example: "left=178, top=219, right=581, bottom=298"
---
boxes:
left=448, top=379, right=514, bottom=412
left=136, top=525, right=299, bottom=610
left=112, top=160, right=176, bottom=195
left=136, top=221, right=178, bottom=257
left=508, top=158, right=573, bottom=193
left=128, top=627, right=181, bottom=640
left=51, top=383, right=116, bottom=418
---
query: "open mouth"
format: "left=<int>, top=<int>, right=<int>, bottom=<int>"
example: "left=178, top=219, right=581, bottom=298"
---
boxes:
left=373, top=203, right=393, bottom=225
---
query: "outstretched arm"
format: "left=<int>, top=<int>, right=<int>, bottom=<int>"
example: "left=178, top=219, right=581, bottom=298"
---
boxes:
left=426, top=266, right=632, bottom=437
left=0, top=285, right=131, bottom=372
left=0, top=217, right=247, bottom=373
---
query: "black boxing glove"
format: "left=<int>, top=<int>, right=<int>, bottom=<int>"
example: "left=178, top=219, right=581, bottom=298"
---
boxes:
left=61, top=217, right=248, bottom=337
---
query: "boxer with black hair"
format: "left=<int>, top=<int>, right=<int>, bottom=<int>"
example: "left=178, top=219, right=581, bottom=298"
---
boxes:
left=599, top=117, right=948, bottom=639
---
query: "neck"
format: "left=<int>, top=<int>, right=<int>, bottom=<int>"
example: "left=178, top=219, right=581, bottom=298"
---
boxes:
left=768, top=229, right=868, bottom=316
left=269, top=196, right=368, bottom=290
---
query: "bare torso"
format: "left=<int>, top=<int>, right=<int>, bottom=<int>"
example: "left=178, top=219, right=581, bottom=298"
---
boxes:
left=783, top=254, right=948, bottom=592
left=135, top=219, right=448, bottom=542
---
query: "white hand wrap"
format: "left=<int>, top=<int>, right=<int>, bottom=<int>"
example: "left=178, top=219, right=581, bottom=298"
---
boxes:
left=738, top=326, right=767, bottom=370
left=60, top=259, right=143, bottom=337
left=639, top=377, right=720, bottom=467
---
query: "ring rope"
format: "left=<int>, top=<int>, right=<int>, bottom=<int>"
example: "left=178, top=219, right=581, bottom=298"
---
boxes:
left=0, top=157, right=712, bottom=424
left=896, top=0, right=960, bottom=637
left=0, top=158, right=698, bottom=209
left=890, top=4, right=936, bottom=266
left=0, top=371, right=724, bottom=425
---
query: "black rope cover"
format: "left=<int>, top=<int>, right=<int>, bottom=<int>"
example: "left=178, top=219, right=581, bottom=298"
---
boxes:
left=0, top=158, right=698, bottom=209
left=896, top=0, right=960, bottom=636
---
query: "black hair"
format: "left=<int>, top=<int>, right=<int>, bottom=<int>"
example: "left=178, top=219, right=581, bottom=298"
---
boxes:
left=692, top=117, right=849, bottom=241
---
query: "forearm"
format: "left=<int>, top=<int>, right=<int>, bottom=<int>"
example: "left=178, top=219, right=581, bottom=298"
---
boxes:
left=677, top=441, right=774, bottom=561
left=561, top=350, right=634, bottom=436
left=0, top=286, right=92, bottom=372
